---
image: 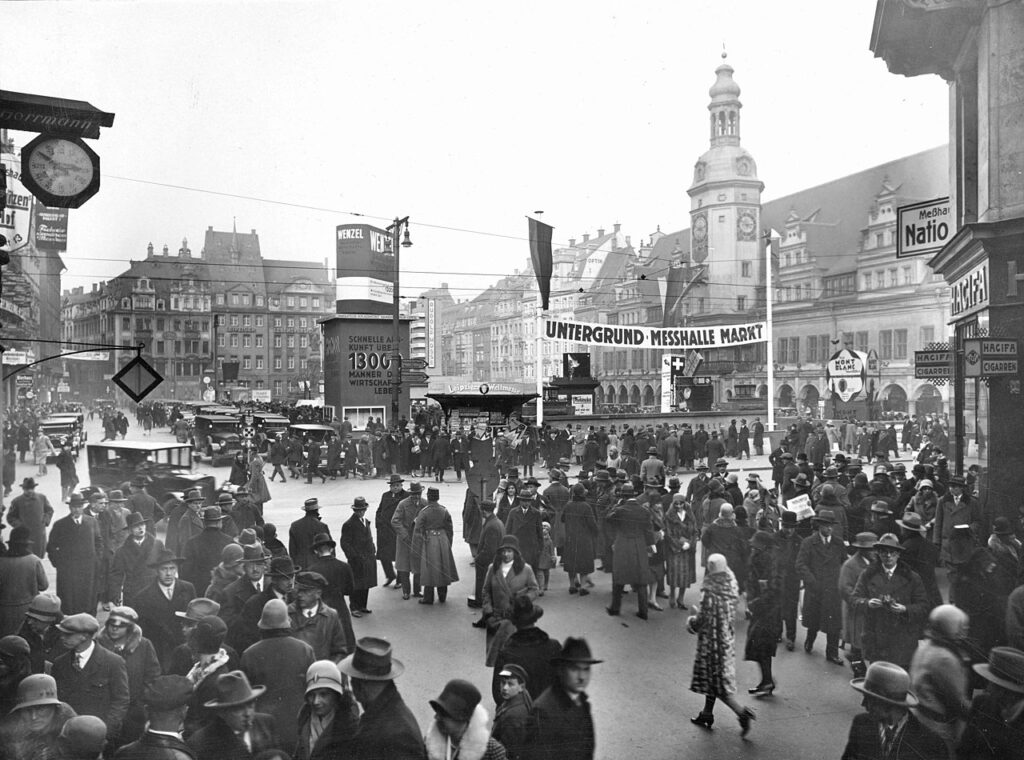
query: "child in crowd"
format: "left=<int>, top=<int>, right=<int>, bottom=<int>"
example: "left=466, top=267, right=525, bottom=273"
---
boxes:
left=538, top=522, right=556, bottom=595
left=492, top=664, right=533, bottom=760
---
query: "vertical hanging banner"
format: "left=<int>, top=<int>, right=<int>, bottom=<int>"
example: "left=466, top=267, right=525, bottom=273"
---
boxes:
left=660, top=354, right=685, bottom=412
left=528, top=217, right=553, bottom=311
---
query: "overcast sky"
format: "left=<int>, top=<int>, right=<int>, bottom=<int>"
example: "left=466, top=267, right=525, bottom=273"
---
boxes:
left=1, top=1, right=949, bottom=303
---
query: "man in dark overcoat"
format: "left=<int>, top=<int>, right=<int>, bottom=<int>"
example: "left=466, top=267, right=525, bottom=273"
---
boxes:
left=127, top=476, right=163, bottom=535
left=287, top=571, right=354, bottom=662
left=339, top=637, right=425, bottom=760
left=391, top=483, right=426, bottom=599
left=227, top=555, right=296, bottom=655
left=289, top=498, right=330, bottom=571
left=795, top=508, right=847, bottom=665
left=239, top=598, right=315, bottom=752
left=131, top=547, right=196, bottom=670
left=375, top=475, right=406, bottom=587
left=306, top=532, right=355, bottom=620
left=186, top=671, right=279, bottom=760
left=527, top=637, right=601, bottom=760
left=108, top=511, right=160, bottom=611
left=340, top=497, right=378, bottom=616
left=112, top=674, right=197, bottom=760
left=51, top=613, right=130, bottom=745
left=543, top=470, right=571, bottom=556
left=46, top=493, right=102, bottom=615
left=604, top=484, right=656, bottom=620
left=181, top=506, right=234, bottom=592
left=7, top=477, right=54, bottom=559
left=505, top=478, right=548, bottom=570
left=776, top=510, right=804, bottom=650
left=220, top=544, right=268, bottom=631
left=470, top=500, right=505, bottom=611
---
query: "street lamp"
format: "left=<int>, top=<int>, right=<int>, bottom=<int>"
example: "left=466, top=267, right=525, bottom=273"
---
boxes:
left=388, top=216, right=412, bottom=428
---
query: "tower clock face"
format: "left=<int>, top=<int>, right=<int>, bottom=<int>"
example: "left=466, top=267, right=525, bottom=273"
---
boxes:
left=737, top=210, right=757, bottom=241
left=693, top=215, right=708, bottom=242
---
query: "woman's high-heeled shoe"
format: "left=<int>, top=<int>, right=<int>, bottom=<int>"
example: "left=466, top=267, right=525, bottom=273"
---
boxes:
left=738, top=707, right=755, bottom=737
left=748, top=681, right=775, bottom=697
left=690, top=712, right=714, bottom=729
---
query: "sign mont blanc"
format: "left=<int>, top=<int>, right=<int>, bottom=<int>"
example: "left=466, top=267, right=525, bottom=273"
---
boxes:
left=826, top=348, right=868, bottom=403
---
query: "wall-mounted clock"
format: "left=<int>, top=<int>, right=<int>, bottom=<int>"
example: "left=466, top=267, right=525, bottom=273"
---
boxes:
left=21, top=134, right=101, bottom=209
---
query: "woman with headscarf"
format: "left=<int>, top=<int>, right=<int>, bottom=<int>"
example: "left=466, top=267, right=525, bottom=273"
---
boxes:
left=664, top=493, right=695, bottom=610
left=95, top=605, right=161, bottom=743
left=745, top=532, right=782, bottom=697
left=561, top=483, right=598, bottom=596
left=687, top=553, right=755, bottom=736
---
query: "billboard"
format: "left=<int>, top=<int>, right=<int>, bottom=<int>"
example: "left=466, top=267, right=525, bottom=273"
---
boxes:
left=562, top=352, right=591, bottom=379
left=321, top=314, right=410, bottom=424
left=335, top=224, right=395, bottom=315
left=33, top=204, right=69, bottom=251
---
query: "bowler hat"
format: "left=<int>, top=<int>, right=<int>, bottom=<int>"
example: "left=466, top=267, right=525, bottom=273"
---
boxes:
left=175, top=598, right=221, bottom=622
left=388, top=474, right=405, bottom=485
left=781, top=510, right=798, bottom=527
left=974, top=647, right=1024, bottom=693
left=851, top=662, right=918, bottom=707
left=267, top=556, right=299, bottom=577
left=57, top=613, right=100, bottom=636
left=850, top=531, right=879, bottom=549
left=122, top=512, right=150, bottom=531
left=338, top=637, right=405, bottom=680
left=58, top=715, right=107, bottom=756
left=143, top=675, right=194, bottom=710
left=148, top=547, right=184, bottom=568
left=812, top=509, right=837, bottom=524
left=896, top=512, right=926, bottom=534
left=510, top=596, right=544, bottom=628
left=257, top=599, right=291, bottom=630
left=191, top=616, right=228, bottom=655
left=312, top=531, right=336, bottom=549
left=12, top=674, right=61, bottom=711
left=295, top=571, right=328, bottom=590
left=26, top=592, right=62, bottom=622
left=352, top=497, right=369, bottom=511
left=873, top=533, right=905, bottom=552
left=551, top=636, right=603, bottom=665
left=0, top=635, right=30, bottom=658
left=305, top=660, right=345, bottom=696
left=498, top=535, right=521, bottom=552
left=303, top=497, right=320, bottom=511
left=204, top=670, right=265, bottom=709
left=430, top=679, right=482, bottom=723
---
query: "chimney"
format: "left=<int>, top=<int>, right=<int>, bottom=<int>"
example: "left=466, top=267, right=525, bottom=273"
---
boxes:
left=147, top=242, right=154, bottom=257
left=92, top=283, right=97, bottom=293
left=614, top=222, right=621, bottom=233
left=625, top=235, right=631, bottom=247
left=569, top=238, right=576, bottom=247
left=208, top=226, right=213, bottom=231
left=582, top=233, right=590, bottom=243
left=251, top=229, right=256, bottom=235
left=598, top=228, right=605, bottom=237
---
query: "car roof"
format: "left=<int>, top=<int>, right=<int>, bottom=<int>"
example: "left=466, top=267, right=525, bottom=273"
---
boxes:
left=195, top=414, right=238, bottom=421
left=289, top=423, right=334, bottom=430
left=88, top=441, right=194, bottom=452
left=256, top=414, right=290, bottom=422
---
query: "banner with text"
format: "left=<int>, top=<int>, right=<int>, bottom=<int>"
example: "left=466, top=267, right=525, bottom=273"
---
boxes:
left=543, top=317, right=766, bottom=348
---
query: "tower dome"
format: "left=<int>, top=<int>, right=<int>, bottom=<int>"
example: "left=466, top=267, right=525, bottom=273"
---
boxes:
left=709, top=62, right=741, bottom=103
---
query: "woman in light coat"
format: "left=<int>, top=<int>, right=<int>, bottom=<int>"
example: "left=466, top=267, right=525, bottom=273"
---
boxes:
left=481, top=535, right=538, bottom=666
left=32, top=431, right=55, bottom=477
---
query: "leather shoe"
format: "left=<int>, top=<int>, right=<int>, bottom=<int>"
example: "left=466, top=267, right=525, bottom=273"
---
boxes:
left=605, top=606, right=620, bottom=616
left=635, top=611, right=648, bottom=621
left=471, top=618, right=487, bottom=629
left=467, top=599, right=482, bottom=608
left=803, top=640, right=813, bottom=654
left=418, top=599, right=433, bottom=605
left=826, top=654, right=845, bottom=666
left=351, top=610, right=363, bottom=618
left=785, top=639, right=795, bottom=652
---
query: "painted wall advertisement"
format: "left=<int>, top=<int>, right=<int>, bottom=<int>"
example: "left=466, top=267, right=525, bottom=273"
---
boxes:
left=1, top=153, right=32, bottom=250
left=322, top=316, right=410, bottom=423
left=335, top=224, right=395, bottom=316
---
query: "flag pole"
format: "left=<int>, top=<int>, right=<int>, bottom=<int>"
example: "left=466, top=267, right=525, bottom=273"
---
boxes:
left=536, top=303, right=544, bottom=426
left=764, top=229, right=776, bottom=432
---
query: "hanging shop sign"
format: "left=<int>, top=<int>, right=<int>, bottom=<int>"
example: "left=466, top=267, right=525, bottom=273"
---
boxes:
left=896, top=197, right=953, bottom=258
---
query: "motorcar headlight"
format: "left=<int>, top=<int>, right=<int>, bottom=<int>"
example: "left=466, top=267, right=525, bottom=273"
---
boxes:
left=218, top=442, right=227, bottom=450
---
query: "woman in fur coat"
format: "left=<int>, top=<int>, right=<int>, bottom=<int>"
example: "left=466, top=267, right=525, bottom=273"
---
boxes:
left=426, top=679, right=507, bottom=760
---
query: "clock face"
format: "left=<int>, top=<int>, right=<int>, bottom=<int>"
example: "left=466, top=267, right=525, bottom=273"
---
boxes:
left=27, top=138, right=96, bottom=196
left=693, top=215, right=708, bottom=241
left=739, top=213, right=755, bottom=234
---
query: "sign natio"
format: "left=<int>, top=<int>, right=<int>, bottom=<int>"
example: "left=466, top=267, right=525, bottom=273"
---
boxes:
left=897, top=197, right=953, bottom=258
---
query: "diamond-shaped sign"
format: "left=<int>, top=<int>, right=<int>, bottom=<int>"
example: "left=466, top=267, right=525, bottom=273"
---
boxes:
left=112, top=355, right=163, bottom=403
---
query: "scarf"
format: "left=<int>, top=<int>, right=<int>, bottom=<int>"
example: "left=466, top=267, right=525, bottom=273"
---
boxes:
left=186, top=648, right=230, bottom=686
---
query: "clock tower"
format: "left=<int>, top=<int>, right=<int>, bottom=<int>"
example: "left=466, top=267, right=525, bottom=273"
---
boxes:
left=687, top=55, right=763, bottom=318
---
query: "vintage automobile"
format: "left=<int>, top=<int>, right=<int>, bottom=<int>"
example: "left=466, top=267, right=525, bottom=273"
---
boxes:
left=288, top=423, right=338, bottom=467
left=86, top=441, right=217, bottom=513
left=252, top=413, right=290, bottom=453
left=39, top=415, right=86, bottom=459
left=192, top=414, right=244, bottom=465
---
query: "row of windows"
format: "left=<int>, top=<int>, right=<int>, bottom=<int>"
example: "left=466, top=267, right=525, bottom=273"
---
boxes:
left=215, top=333, right=311, bottom=349
left=780, top=266, right=914, bottom=302
left=126, top=318, right=213, bottom=332
left=777, top=327, right=931, bottom=363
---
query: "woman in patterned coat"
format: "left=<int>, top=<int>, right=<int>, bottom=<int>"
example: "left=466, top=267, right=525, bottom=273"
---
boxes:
left=687, top=553, right=755, bottom=736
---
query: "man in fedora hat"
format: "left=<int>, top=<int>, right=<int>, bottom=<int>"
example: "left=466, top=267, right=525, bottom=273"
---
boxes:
left=187, top=670, right=279, bottom=760
left=46, top=492, right=102, bottom=616
left=796, top=508, right=846, bottom=665
left=293, top=660, right=359, bottom=760
left=776, top=510, right=803, bottom=651
left=109, top=512, right=160, bottom=607
left=469, top=500, right=504, bottom=612
left=240, top=599, right=315, bottom=751
left=528, top=637, right=602, bottom=760
left=639, top=447, right=665, bottom=488
left=229, top=556, right=298, bottom=654
left=290, top=498, right=331, bottom=573
left=307, top=532, right=355, bottom=618
left=132, top=548, right=195, bottom=670
left=113, top=675, right=196, bottom=759
left=839, top=532, right=878, bottom=679
left=960, top=646, right=1024, bottom=759
left=605, top=483, right=657, bottom=620
left=340, top=498, right=378, bottom=616
left=934, top=475, right=982, bottom=564
left=896, top=511, right=943, bottom=610
left=339, top=637, right=424, bottom=760
left=851, top=534, right=928, bottom=670
left=425, top=679, right=505, bottom=760
left=171, top=489, right=211, bottom=558
left=376, top=474, right=407, bottom=588
left=19, top=591, right=63, bottom=674
left=127, top=476, right=163, bottom=536
left=505, top=479, right=548, bottom=572
left=289, top=571, right=354, bottom=662
left=51, top=613, right=130, bottom=745
left=392, top=483, right=427, bottom=600
left=842, top=661, right=946, bottom=760
left=181, top=507, right=235, bottom=592
left=7, top=479, right=53, bottom=561
left=490, top=595, right=560, bottom=706
left=220, top=544, right=270, bottom=631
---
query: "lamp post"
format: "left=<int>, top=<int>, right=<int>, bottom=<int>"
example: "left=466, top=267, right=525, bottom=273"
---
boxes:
left=387, top=216, right=412, bottom=428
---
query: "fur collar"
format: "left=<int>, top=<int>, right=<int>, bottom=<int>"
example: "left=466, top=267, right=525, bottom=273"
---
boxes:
left=97, top=623, right=142, bottom=655
left=425, top=704, right=491, bottom=760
